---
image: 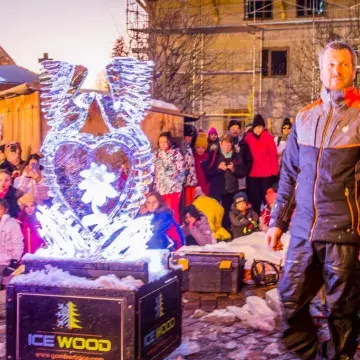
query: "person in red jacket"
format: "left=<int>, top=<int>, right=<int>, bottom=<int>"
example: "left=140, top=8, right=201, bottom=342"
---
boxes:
left=245, top=114, right=278, bottom=214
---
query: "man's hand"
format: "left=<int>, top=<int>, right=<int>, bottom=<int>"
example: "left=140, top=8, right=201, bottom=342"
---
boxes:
left=265, top=227, right=284, bottom=251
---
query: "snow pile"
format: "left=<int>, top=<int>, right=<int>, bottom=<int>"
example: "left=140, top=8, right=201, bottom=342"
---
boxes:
left=165, top=340, right=200, bottom=359
left=10, top=266, right=144, bottom=291
left=227, top=295, right=279, bottom=331
left=201, top=309, right=236, bottom=325
left=176, top=231, right=290, bottom=269
left=23, top=249, right=170, bottom=283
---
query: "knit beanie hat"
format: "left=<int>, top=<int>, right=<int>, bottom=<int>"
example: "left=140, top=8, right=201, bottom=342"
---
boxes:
left=234, top=191, right=248, bottom=204
left=228, top=119, right=241, bottom=131
left=208, top=127, right=218, bottom=136
left=184, top=124, right=196, bottom=137
left=194, top=186, right=204, bottom=199
left=195, top=133, right=208, bottom=149
left=265, top=188, right=277, bottom=205
left=18, top=193, right=37, bottom=210
left=252, top=114, right=266, bottom=128
left=282, top=118, right=292, bottom=129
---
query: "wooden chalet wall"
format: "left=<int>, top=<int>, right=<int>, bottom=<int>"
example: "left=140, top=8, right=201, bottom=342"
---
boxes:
left=0, top=87, right=184, bottom=158
left=0, top=91, right=42, bottom=157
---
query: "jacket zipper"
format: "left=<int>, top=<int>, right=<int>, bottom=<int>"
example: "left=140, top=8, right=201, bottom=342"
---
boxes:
left=309, top=103, right=333, bottom=241
left=355, top=179, right=360, bottom=235
left=345, top=187, right=355, bottom=230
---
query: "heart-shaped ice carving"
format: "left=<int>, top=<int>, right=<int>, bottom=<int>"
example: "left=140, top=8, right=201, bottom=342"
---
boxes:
left=37, top=58, right=155, bottom=257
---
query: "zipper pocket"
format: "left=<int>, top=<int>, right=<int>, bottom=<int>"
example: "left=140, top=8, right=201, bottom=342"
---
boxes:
left=345, top=187, right=355, bottom=230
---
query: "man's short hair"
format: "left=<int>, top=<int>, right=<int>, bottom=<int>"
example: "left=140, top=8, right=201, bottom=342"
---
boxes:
left=319, top=41, right=358, bottom=69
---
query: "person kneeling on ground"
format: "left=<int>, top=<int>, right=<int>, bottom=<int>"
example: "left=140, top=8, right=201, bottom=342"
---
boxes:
left=192, top=187, right=231, bottom=241
left=181, top=205, right=216, bottom=246
left=0, top=199, right=23, bottom=286
left=259, top=188, right=277, bottom=233
left=230, top=191, right=259, bottom=238
left=143, top=191, right=184, bottom=251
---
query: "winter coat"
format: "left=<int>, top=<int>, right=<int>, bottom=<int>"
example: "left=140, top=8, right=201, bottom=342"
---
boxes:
left=0, top=214, right=24, bottom=265
left=193, top=194, right=231, bottom=241
left=146, top=206, right=185, bottom=250
left=245, top=130, right=278, bottom=178
left=274, top=136, right=288, bottom=166
left=18, top=212, right=44, bottom=254
left=202, top=146, right=251, bottom=200
left=270, top=85, right=360, bottom=244
left=14, top=175, right=49, bottom=204
left=183, top=143, right=198, bottom=187
left=154, top=147, right=185, bottom=195
left=181, top=214, right=216, bottom=246
left=229, top=204, right=259, bottom=238
left=207, top=139, right=219, bottom=153
left=194, top=152, right=209, bottom=195
left=259, top=205, right=271, bottom=232
left=0, top=186, right=23, bottom=218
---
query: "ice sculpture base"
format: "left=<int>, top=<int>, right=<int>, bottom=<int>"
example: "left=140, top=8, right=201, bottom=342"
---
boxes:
left=6, top=269, right=182, bottom=360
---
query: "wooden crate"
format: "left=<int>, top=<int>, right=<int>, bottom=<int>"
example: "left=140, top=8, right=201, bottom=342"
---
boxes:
left=6, top=270, right=182, bottom=360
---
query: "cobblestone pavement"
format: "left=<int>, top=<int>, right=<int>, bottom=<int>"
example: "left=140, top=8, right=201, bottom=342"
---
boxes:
left=166, top=286, right=360, bottom=360
left=0, top=287, right=358, bottom=360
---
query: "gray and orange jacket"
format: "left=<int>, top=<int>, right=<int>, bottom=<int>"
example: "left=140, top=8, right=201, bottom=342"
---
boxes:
left=270, top=86, right=360, bottom=244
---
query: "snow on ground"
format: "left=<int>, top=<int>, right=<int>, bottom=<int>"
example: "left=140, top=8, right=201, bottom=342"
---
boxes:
left=10, top=265, right=144, bottom=291
left=199, top=288, right=282, bottom=332
left=176, top=231, right=291, bottom=269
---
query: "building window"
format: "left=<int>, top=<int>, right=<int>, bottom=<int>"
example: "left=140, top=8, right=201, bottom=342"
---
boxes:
left=245, top=0, right=272, bottom=20
left=262, top=49, right=288, bottom=77
left=296, top=0, right=324, bottom=17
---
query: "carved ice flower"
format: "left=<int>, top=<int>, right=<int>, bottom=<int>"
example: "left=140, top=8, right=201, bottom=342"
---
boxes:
left=79, top=162, right=119, bottom=207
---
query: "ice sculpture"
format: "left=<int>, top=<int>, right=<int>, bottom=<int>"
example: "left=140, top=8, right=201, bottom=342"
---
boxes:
left=36, top=58, right=155, bottom=259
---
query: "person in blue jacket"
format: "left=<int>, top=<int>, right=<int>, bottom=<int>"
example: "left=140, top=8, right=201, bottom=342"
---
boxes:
left=144, top=191, right=184, bottom=250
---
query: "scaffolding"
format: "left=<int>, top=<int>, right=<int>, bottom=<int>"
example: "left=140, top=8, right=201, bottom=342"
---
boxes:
left=126, top=0, right=360, bottom=131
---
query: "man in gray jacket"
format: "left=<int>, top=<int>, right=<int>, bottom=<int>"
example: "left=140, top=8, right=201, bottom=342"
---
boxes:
left=266, top=41, right=360, bottom=359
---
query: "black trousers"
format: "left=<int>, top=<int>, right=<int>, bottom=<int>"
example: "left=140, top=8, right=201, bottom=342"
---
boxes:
left=278, top=237, right=360, bottom=360
left=247, top=176, right=273, bottom=214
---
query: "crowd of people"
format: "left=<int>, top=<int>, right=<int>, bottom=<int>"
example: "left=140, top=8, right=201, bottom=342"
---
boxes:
left=0, top=114, right=293, bottom=284
left=148, top=114, right=293, bottom=250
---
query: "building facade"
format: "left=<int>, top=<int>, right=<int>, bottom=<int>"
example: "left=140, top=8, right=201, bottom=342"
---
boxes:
left=127, top=0, right=360, bottom=133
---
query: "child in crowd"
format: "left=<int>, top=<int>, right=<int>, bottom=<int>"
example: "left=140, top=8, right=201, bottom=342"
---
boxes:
left=0, top=170, right=23, bottom=218
left=143, top=191, right=184, bottom=250
left=259, top=188, right=277, bottom=232
left=207, top=127, right=219, bottom=152
left=229, top=191, right=259, bottom=238
left=194, top=133, right=209, bottom=195
left=153, top=132, right=185, bottom=223
left=0, top=199, right=24, bottom=283
left=18, top=193, right=44, bottom=255
left=181, top=204, right=216, bottom=246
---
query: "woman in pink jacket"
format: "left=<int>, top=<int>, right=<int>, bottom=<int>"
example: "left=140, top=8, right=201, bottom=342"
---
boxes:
left=245, top=114, right=278, bottom=214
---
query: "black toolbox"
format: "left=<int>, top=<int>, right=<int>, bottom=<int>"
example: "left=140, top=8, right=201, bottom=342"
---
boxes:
left=172, top=251, right=246, bottom=293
